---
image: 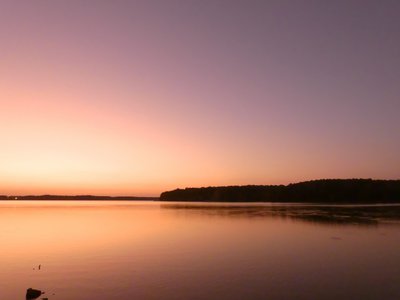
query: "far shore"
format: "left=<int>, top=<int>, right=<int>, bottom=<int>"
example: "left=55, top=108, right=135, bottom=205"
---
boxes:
left=160, top=179, right=400, bottom=203
left=2, top=179, right=400, bottom=203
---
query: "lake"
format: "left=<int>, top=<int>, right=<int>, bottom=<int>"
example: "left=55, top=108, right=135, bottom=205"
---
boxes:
left=1, top=201, right=399, bottom=299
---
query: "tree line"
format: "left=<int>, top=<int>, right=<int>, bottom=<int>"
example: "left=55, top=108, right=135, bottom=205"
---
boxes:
left=160, top=179, right=400, bottom=202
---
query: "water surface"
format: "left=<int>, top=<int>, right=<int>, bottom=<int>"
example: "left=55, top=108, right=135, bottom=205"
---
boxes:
left=1, top=201, right=399, bottom=299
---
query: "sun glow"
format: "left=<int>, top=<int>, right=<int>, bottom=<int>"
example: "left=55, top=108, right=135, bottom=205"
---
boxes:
left=1, top=1, right=399, bottom=196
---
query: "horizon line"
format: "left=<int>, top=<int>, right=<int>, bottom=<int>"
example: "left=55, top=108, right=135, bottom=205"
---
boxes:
left=2, top=178, right=400, bottom=198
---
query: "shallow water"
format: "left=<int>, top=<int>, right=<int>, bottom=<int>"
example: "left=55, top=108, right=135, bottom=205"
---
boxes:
left=1, top=201, right=399, bottom=300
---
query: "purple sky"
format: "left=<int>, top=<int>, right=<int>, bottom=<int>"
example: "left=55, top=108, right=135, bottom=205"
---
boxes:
left=1, top=1, right=399, bottom=195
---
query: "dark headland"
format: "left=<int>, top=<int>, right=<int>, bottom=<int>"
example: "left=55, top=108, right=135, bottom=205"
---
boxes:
left=160, top=179, right=400, bottom=203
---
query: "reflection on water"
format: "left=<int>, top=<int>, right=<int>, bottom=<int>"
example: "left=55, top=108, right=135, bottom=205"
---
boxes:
left=0, top=201, right=400, bottom=300
left=160, top=203, right=400, bottom=225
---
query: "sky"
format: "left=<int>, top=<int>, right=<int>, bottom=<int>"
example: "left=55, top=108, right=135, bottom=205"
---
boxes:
left=1, top=1, right=399, bottom=196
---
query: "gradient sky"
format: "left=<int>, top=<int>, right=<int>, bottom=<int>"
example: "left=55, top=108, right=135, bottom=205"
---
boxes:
left=1, top=1, right=399, bottom=196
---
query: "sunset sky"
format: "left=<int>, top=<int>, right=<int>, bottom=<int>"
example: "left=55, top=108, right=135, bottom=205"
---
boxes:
left=1, top=1, right=399, bottom=196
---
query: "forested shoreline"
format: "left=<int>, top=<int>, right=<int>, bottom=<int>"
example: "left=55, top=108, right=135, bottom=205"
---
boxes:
left=160, top=179, right=400, bottom=202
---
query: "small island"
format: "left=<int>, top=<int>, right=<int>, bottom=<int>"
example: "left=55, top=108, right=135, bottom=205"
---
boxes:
left=160, top=179, right=400, bottom=203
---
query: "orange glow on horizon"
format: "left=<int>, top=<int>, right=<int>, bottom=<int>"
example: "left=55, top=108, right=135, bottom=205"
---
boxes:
left=1, top=1, right=399, bottom=196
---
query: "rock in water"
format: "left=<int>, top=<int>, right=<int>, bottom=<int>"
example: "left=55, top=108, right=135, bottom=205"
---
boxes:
left=26, top=288, right=42, bottom=299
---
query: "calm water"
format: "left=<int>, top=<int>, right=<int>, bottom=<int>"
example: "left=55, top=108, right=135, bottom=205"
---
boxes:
left=1, top=201, right=400, bottom=300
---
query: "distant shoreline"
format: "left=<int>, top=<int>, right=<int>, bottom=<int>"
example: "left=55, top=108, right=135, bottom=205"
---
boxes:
left=160, top=179, right=400, bottom=203
left=2, top=179, right=400, bottom=203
